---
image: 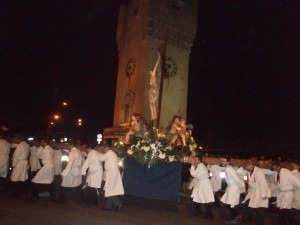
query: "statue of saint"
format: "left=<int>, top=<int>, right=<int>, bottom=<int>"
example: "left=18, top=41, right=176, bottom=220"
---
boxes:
left=125, top=113, right=146, bottom=144
left=149, top=53, right=161, bottom=120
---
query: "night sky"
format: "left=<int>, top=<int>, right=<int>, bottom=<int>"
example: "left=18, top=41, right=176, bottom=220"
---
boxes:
left=1, top=1, right=299, bottom=157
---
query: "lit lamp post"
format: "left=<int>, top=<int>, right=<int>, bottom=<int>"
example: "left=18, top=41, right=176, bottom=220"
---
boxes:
left=62, top=101, right=68, bottom=107
left=78, top=118, right=82, bottom=126
left=53, top=114, right=61, bottom=121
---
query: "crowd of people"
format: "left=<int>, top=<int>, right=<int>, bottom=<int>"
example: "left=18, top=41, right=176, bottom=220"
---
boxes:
left=1, top=129, right=300, bottom=225
left=186, top=154, right=300, bottom=225
left=0, top=131, right=124, bottom=211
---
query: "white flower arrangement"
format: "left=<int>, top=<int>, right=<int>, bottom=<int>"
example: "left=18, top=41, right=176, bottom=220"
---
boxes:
left=122, top=137, right=177, bottom=167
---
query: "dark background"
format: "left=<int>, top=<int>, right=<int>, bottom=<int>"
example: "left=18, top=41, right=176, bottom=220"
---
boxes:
left=1, top=0, right=299, bottom=158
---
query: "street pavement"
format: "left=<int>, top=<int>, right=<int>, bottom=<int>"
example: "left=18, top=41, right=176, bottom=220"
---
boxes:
left=0, top=191, right=284, bottom=225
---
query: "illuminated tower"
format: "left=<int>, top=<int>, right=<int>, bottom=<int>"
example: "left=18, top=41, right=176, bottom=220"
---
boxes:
left=113, top=0, right=198, bottom=131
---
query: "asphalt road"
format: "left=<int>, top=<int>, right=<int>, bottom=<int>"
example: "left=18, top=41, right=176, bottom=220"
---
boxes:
left=0, top=190, right=286, bottom=225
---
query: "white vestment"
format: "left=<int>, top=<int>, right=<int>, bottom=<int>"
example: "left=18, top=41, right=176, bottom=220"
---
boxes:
left=209, top=164, right=222, bottom=192
left=11, top=141, right=29, bottom=182
left=221, top=165, right=245, bottom=208
left=0, top=139, right=10, bottom=178
left=99, top=150, right=124, bottom=197
left=276, top=168, right=300, bottom=209
left=53, top=149, right=63, bottom=176
left=243, top=167, right=271, bottom=208
left=61, top=147, right=83, bottom=187
left=291, top=169, right=300, bottom=210
left=82, top=150, right=103, bottom=188
left=29, top=146, right=41, bottom=172
left=190, top=163, right=215, bottom=203
left=32, top=145, right=55, bottom=184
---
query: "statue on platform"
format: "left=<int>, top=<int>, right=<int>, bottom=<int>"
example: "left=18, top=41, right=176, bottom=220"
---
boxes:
left=148, top=53, right=161, bottom=121
left=166, top=116, right=188, bottom=147
left=125, top=113, right=147, bottom=144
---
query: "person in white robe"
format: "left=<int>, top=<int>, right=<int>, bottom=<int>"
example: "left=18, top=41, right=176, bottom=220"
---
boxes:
left=209, top=164, right=222, bottom=193
left=0, top=132, right=10, bottom=191
left=220, top=157, right=245, bottom=224
left=29, top=141, right=41, bottom=179
left=290, top=161, right=300, bottom=225
left=242, top=163, right=271, bottom=225
left=29, top=139, right=55, bottom=201
left=81, top=146, right=103, bottom=207
left=53, top=148, right=63, bottom=176
left=10, top=136, right=30, bottom=197
left=99, top=143, right=124, bottom=211
left=190, top=154, right=214, bottom=219
left=57, top=141, right=84, bottom=203
left=273, top=162, right=300, bottom=225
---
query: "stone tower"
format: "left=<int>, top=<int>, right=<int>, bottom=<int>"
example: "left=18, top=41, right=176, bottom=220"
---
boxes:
left=113, top=0, right=198, bottom=131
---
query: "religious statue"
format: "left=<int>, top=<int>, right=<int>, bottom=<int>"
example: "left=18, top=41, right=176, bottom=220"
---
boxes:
left=166, top=115, right=188, bottom=147
left=148, top=53, right=161, bottom=121
left=124, top=113, right=146, bottom=144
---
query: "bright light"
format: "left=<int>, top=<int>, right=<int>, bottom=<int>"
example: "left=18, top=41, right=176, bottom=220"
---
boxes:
left=118, top=159, right=123, bottom=168
left=78, top=118, right=82, bottom=122
left=50, top=122, right=54, bottom=125
left=60, top=138, right=64, bottom=143
left=62, top=101, right=68, bottom=106
left=97, top=134, right=102, bottom=144
left=199, top=146, right=203, bottom=150
left=61, top=155, right=69, bottom=162
left=53, top=114, right=60, bottom=120
left=244, top=176, right=248, bottom=181
left=220, top=172, right=226, bottom=178
left=209, top=172, right=212, bottom=177
left=64, top=137, right=67, bottom=142
left=78, top=122, right=82, bottom=126
left=27, top=137, right=34, bottom=141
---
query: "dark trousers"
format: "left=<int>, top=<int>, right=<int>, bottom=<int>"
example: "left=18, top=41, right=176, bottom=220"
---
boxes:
left=30, top=182, right=55, bottom=200
left=0, top=177, right=7, bottom=191
left=278, top=209, right=292, bottom=225
left=59, top=185, right=83, bottom=203
left=11, top=181, right=26, bottom=197
left=84, top=186, right=99, bottom=207
left=192, top=202, right=213, bottom=218
left=236, top=201, right=266, bottom=225
left=106, top=195, right=122, bottom=209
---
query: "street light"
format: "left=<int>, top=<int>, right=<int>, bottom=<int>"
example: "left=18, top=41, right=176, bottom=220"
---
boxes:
left=78, top=118, right=82, bottom=126
left=62, top=101, right=68, bottom=107
left=53, top=114, right=60, bottom=120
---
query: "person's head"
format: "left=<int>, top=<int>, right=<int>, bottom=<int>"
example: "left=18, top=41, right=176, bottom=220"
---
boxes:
left=291, top=160, right=300, bottom=171
left=221, top=156, right=231, bottom=167
left=245, top=162, right=256, bottom=172
left=272, top=162, right=282, bottom=172
left=172, top=115, right=180, bottom=123
left=102, top=143, right=111, bottom=153
left=194, top=154, right=203, bottom=164
left=40, top=138, right=49, bottom=147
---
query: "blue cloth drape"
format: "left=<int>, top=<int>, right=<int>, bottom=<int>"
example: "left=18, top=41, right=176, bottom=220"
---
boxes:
left=122, top=157, right=182, bottom=202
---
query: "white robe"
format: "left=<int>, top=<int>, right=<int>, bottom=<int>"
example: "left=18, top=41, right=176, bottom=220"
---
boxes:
left=61, top=147, right=83, bottom=187
left=243, top=167, right=271, bottom=208
left=291, top=170, right=300, bottom=210
left=32, top=145, right=55, bottom=184
left=190, top=163, right=215, bottom=203
left=29, top=146, right=41, bottom=172
left=209, top=164, right=222, bottom=192
left=265, top=170, right=278, bottom=198
left=0, top=139, right=10, bottom=178
left=276, top=168, right=300, bottom=209
left=53, top=149, right=63, bottom=176
left=221, top=165, right=245, bottom=208
left=99, top=150, right=124, bottom=197
left=81, top=150, right=103, bottom=188
left=11, top=141, right=29, bottom=182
